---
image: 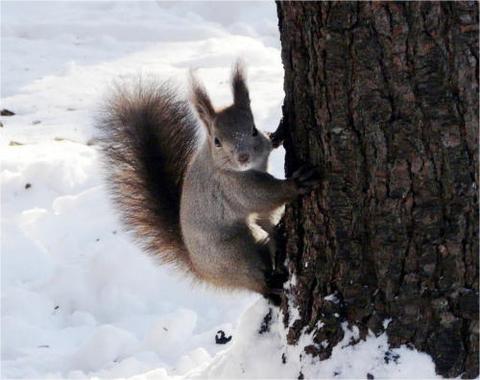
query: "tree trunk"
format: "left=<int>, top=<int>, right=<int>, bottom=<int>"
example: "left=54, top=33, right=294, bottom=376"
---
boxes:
left=275, top=2, right=478, bottom=378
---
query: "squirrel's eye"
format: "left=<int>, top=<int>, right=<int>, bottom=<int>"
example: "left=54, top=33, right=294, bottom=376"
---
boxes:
left=252, top=128, right=258, bottom=137
left=214, top=137, right=222, bottom=147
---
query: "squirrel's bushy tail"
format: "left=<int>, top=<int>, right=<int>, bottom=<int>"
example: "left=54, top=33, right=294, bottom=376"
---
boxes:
left=97, top=81, right=198, bottom=271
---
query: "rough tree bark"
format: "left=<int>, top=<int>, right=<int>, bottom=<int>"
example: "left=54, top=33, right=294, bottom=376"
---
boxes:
left=275, top=2, right=478, bottom=378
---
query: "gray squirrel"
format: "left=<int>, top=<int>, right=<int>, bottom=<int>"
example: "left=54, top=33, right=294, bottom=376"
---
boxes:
left=98, top=62, right=320, bottom=303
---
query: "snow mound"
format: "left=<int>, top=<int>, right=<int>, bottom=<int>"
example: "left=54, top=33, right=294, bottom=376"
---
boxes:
left=192, top=300, right=439, bottom=379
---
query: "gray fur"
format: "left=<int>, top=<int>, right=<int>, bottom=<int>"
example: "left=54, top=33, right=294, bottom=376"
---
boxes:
left=181, top=63, right=298, bottom=293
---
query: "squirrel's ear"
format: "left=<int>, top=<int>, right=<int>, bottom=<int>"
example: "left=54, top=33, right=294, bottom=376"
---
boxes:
left=231, top=60, right=250, bottom=109
left=189, top=71, right=216, bottom=133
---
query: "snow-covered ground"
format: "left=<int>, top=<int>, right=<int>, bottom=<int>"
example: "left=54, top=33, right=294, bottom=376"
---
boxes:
left=2, top=2, right=439, bottom=379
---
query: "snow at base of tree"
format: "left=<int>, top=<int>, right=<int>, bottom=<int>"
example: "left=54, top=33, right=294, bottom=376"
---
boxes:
left=193, top=301, right=439, bottom=379
left=2, top=1, right=438, bottom=378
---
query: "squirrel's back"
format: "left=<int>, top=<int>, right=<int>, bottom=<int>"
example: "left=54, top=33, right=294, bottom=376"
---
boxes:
left=97, top=81, right=198, bottom=270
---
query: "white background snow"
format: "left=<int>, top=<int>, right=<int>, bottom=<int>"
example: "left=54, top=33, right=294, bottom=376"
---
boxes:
left=2, top=1, right=439, bottom=379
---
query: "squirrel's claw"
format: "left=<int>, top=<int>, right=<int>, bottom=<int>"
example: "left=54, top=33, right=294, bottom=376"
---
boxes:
left=267, top=131, right=284, bottom=149
left=291, top=164, right=322, bottom=194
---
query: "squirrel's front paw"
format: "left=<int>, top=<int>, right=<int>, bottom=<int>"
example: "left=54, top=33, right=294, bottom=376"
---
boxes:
left=291, top=164, right=322, bottom=194
left=267, top=131, right=284, bottom=149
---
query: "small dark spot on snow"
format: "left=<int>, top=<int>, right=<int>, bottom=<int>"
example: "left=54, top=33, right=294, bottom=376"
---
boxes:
left=215, top=330, right=232, bottom=344
left=54, top=305, right=59, bottom=310
left=67, top=107, right=76, bottom=111
left=96, top=238, right=100, bottom=242
left=367, top=373, right=374, bottom=379
left=38, top=344, right=50, bottom=348
left=1, top=109, right=15, bottom=116
left=259, top=308, right=273, bottom=334
left=0, top=121, right=3, bottom=128
left=9, top=141, right=24, bottom=146
left=32, top=120, right=41, bottom=125
left=112, top=230, right=117, bottom=235
left=298, top=371, right=304, bottom=380
left=384, top=351, right=400, bottom=364
left=163, top=327, right=168, bottom=331
left=281, top=353, right=287, bottom=364
left=334, top=371, right=340, bottom=377
left=25, top=183, right=31, bottom=189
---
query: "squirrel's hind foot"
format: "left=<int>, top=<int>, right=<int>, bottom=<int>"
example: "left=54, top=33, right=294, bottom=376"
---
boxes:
left=263, top=270, right=288, bottom=306
left=263, top=292, right=282, bottom=307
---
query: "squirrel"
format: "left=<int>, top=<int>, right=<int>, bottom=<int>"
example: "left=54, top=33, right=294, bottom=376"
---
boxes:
left=98, top=62, right=320, bottom=303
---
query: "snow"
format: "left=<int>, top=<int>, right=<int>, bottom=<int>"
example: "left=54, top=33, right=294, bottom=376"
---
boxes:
left=193, top=302, right=439, bottom=379
left=2, top=1, right=439, bottom=379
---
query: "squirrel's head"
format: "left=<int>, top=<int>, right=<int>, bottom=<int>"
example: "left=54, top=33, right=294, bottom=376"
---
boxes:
left=190, top=61, right=272, bottom=172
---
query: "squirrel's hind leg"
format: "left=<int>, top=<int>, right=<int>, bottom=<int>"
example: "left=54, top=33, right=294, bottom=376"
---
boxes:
left=191, top=230, right=280, bottom=296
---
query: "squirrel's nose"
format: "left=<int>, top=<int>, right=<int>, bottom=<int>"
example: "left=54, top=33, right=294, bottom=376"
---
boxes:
left=238, top=153, right=250, bottom=164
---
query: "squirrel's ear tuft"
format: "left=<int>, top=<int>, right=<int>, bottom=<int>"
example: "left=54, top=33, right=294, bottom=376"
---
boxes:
left=189, top=70, right=216, bottom=132
left=231, top=60, right=250, bottom=109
